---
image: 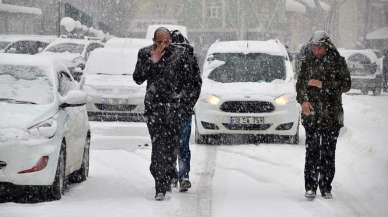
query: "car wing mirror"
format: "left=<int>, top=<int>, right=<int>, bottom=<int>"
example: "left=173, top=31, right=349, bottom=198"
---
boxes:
left=60, top=90, right=87, bottom=108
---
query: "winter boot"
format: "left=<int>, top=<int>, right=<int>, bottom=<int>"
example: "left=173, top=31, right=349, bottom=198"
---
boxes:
left=304, top=190, right=316, bottom=200
left=179, top=178, right=192, bottom=192
left=155, top=192, right=166, bottom=201
left=322, top=192, right=333, bottom=199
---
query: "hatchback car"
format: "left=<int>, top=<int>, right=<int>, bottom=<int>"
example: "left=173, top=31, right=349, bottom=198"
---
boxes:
left=40, top=38, right=104, bottom=81
left=339, top=49, right=383, bottom=95
left=195, top=40, right=300, bottom=144
left=82, top=48, right=147, bottom=121
left=0, top=54, right=90, bottom=201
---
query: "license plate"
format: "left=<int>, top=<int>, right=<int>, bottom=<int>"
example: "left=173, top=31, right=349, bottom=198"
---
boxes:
left=230, top=117, right=264, bottom=124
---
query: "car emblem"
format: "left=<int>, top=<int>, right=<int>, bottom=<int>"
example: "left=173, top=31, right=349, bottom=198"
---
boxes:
left=0, top=161, right=6, bottom=169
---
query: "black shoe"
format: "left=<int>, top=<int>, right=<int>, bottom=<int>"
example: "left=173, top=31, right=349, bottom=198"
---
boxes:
left=179, top=179, right=191, bottom=192
left=304, top=190, right=316, bottom=200
left=322, top=192, right=333, bottom=199
left=155, top=192, right=166, bottom=201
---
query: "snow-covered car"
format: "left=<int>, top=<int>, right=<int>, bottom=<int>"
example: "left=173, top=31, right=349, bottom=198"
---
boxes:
left=0, top=54, right=90, bottom=201
left=0, top=35, right=56, bottom=55
left=195, top=40, right=300, bottom=144
left=82, top=48, right=146, bottom=121
left=39, top=38, right=104, bottom=81
left=339, top=48, right=383, bottom=95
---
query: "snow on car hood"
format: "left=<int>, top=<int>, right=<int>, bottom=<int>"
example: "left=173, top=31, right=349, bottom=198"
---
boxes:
left=38, top=52, right=79, bottom=68
left=0, top=103, right=57, bottom=129
left=84, top=74, right=146, bottom=96
left=202, top=79, right=296, bottom=101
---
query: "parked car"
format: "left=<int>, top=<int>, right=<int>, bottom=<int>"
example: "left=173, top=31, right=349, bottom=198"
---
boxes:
left=0, top=35, right=56, bottom=55
left=81, top=48, right=146, bottom=122
left=195, top=40, right=300, bottom=144
left=339, top=48, right=383, bottom=95
left=0, top=54, right=90, bottom=201
left=39, top=38, right=104, bottom=81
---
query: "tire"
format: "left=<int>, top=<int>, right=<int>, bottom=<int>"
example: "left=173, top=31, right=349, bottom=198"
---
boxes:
left=48, top=142, right=66, bottom=200
left=195, top=121, right=206, bottom=144
left=69, top=134, right=90, bottom=183
left=361, top=88, right=369, bottom=95
left=373, top=88, right=382, bottom=96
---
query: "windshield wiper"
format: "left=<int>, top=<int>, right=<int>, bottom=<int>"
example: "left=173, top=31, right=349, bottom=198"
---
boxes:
left=0, top=98, right=37, bottom=104
left=95, top=73, right=112, bottom=75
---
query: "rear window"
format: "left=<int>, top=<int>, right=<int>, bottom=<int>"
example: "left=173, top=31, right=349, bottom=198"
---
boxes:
left=208, top=53, right=286, bottom=83
left=46, top=43, right=85, bottom=54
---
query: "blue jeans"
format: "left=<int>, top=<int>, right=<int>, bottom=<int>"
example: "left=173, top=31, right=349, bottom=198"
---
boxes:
left=178, top=115, right=192, bottom=180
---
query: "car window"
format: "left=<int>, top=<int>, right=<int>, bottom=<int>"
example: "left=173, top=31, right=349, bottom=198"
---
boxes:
left=46, top=43, right=85, bottom=54
left=0, top=64, right=54, bottom=104
left=208, top=53, right=286, bottom=83
left=58, top=71, right=77, bottom=96
left=5, top=41, right=41, bottom=55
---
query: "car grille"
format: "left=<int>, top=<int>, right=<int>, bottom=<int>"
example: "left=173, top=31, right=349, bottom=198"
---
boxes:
left=0, top=161, right=6, bottom=169
left=95, top=104, right=137, bottom=111
left=222, top=123, right=272, bottom=131
left=220, top=101, right=275, bottom=113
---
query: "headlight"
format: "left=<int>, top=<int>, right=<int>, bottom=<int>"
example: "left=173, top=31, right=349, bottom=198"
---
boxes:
left=274, top=95, right=290, bottom=106
left=28, top=118, right=58, bottom=138
left=206, top=95, right=221, bottom=105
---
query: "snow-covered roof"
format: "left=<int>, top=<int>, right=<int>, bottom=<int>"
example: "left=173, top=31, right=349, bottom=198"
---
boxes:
left=48, top=38, right=93, bottom=46
left=207, top=40, right=289, bottom=57
left=105, top=38, right=152, bottom=49
left=0, top=34, right=57, bottom=43
left=366, top=27, right=388, bottom=40
left=298, top=0, right=330, bottom=11
left=338, top=48, right=378, bottom=63
left=85, top=48, right=140, bottom=75
left=146, top=24, right=188, bottom=39
left=0, top=3, right=42, bottom=15
left=286, top=0, right=306, bottom=14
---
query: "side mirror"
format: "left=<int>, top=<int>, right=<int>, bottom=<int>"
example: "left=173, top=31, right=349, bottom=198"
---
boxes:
left=60, top=90, right=87, bottom=108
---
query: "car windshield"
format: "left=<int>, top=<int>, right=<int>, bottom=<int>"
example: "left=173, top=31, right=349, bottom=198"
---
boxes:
left=46, top=43, right=84, bottom=54
left=0, top=41, right=10, bottom=50
left=207, top=53, right=286, bottom=83
left=0, top=64, right=54, bottom=105
left=347, top=54, right=377, bottom=76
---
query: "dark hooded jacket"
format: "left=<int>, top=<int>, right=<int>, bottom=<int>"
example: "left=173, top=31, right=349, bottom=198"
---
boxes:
left=133, top=44, right=201, bottom=118
left=296, top=40, right=351, bottom=129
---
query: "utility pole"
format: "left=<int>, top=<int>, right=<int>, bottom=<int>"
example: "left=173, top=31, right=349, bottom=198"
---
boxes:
left=57, top=0, right=62, bottom=37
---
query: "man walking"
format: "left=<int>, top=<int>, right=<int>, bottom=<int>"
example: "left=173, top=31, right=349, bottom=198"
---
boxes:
left=296, top=31, right=351, bottom=200
left=133, top=27, right=199, bottom=201
left=170, top=30, right=202, bottom=192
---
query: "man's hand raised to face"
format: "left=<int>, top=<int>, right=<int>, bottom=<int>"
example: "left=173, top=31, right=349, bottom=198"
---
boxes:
left=151, top=31, right=171, bottom=63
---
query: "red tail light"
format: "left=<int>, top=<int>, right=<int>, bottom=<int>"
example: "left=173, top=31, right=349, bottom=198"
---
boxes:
left=18, top=156, right=49, bottom=174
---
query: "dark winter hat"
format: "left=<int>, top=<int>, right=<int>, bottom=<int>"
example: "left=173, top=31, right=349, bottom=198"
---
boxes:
left=310, top=30, right=331, bottom=47
left=171, top=29, right=189, bottom=44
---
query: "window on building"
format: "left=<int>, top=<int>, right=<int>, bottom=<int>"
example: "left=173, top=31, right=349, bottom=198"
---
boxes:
left=207, top=3, right=222, bottom=19
left=384, top=5, right=388, bottom=25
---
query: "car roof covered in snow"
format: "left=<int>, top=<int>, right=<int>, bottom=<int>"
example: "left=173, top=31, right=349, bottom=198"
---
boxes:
left=85, top=48, right=140, bottom=75
left=0, top=53, right=68, bottom=80
left=338, top=48, right=378, bottom=63
left=207, top=40, right=289, bottom=57
left=0, top=34, right=57, bottom=43
left=105, top=38, right=152, bottom=49
left=47, top=38, right=103, bottom=47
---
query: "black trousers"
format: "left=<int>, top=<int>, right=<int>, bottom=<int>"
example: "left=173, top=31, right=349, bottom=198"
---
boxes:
left=304, top=127, right=340, bottom=194
left=146, top=114, right=181, bottom=194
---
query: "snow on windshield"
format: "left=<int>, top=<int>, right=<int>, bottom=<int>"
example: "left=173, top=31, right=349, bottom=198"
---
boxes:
left=85, top=49, right=138, bottom=75
left=0, top=64, right=54, bottom=104
left=46, top=43, right=84, bottom=54
left=207, top=53, right=286, bottom=83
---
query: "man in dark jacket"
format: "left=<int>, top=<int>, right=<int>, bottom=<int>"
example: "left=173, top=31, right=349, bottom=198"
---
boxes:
left=133, top=27, right=200, bottom=201
left=170, top=30, right=202, bottom=192
left=296, top=31, right=351, bottom=200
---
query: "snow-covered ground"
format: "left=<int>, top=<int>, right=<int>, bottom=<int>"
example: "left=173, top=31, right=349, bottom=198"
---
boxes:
left=1, top=92, right=387, bottom=217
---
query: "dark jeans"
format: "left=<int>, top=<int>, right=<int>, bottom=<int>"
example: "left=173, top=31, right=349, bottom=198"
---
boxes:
left=178, top=115, right=192, bottom=180
left=147, top=114, right=181, bottom=194
left=304, top=127, right=340, bottom=194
